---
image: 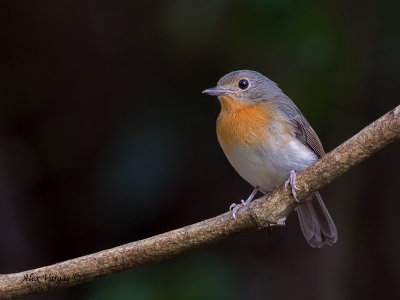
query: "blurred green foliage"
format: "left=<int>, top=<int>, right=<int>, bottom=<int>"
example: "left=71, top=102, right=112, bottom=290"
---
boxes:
left=86, top=253, right=238, bottom=300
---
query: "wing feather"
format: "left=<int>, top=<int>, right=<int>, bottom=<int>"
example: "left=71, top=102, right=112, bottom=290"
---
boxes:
left=272, top=95, right=325, bottom=158
left=291, top=118, right=325, bottom=158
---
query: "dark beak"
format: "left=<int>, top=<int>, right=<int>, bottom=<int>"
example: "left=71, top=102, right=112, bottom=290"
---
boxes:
left=202, top=87, right=230, bottom=96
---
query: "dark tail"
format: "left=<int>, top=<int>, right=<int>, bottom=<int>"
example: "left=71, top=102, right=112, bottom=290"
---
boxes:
left=296, top=191, right=338, bottom=248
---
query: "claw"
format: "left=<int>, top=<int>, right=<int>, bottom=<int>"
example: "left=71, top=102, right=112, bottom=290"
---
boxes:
left=229, top=200, right=246, bottom=219
left=229, top=186, right=259, bottom=220
left=284, top=170, right=300, bottom=202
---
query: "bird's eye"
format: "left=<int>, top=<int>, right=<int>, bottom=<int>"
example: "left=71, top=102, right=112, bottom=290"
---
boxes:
left=238, top=79, right=249, bottom=90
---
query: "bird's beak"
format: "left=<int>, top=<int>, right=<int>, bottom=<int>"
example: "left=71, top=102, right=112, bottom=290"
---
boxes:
left=202, top=87, right=230, bottom=96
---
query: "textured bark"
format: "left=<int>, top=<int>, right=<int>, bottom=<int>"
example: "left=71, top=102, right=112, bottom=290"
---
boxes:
left=0, top=105, right=399, bottom=299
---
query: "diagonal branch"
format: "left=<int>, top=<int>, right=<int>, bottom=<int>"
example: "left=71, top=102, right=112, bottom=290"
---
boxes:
left=1, top=105, right=399, bottom=300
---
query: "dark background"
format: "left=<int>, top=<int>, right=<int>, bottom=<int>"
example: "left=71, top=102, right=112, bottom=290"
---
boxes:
left=1, top=1, right=399, bottom=299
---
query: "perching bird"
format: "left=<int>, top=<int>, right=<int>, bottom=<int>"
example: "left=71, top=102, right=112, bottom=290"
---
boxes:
left=203, top=70, right=337, bottom=248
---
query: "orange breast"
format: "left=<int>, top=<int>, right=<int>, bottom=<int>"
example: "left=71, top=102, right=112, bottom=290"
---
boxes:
left=216, top=96, right=273, bottom=146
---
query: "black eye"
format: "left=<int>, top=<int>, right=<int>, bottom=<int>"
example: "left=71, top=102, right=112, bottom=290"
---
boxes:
left=238, top=79, right=249, bottom=90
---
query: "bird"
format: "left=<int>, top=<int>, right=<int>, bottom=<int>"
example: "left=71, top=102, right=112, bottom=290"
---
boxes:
left=202, top=70, right=338, bottom=248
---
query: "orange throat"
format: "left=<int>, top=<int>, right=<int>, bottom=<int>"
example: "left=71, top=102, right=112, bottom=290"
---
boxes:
left=216, top=96, right=272, bottom=146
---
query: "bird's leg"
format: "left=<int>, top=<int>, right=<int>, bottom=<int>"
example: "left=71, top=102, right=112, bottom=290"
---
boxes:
left=285, top=170, right=300, bottom=202
left=229, top=186, right=259, bottom=220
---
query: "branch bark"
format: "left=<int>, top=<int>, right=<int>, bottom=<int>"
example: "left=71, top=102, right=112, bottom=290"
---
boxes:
left=1, top=105, right=399, bottom=300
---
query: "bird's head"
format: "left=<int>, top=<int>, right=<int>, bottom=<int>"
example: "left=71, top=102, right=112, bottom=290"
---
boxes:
left=202, top=70, right=282, bottom=105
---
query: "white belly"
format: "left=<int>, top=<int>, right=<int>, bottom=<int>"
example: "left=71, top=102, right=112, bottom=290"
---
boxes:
left=221, top=137, right=318, bottom=193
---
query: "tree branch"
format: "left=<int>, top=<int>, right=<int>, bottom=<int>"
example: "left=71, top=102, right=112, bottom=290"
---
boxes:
left=1, top=105, right=399, bottom=300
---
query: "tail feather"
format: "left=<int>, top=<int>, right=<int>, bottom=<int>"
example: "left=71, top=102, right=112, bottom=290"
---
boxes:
left=296, top=191, right=338, bottom=248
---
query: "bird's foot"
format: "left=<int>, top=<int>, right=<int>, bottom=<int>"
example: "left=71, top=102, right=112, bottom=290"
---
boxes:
left=229, top=200, right=246, bottom=220
left=229, top=186, right=259, bottom=220
left=284, top=170, right=300, bottom=202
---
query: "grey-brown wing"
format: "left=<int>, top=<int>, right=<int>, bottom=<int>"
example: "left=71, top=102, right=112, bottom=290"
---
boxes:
left=291, top=118, right=325, bottom=158
left=271, top=95, right=326, bottom=158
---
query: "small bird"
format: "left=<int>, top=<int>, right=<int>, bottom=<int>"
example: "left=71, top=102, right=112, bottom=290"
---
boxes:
left=203, top=70, right=337, bottom=248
